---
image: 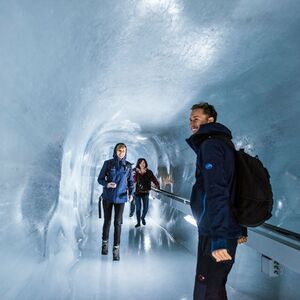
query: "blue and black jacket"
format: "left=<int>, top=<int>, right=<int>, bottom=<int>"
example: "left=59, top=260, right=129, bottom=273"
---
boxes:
left=97, top=143, right=134, bottom=204
left=186, top=122, right=243, bottom=252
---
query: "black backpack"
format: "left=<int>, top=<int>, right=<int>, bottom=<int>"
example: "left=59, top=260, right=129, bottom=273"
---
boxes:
left=209, top=135, right=273, bottom=227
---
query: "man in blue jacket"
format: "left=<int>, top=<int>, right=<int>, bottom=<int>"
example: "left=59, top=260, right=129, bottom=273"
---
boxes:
left=186, top=103, right=244, bottom=299
left=97, top=143, right=134, bottom=261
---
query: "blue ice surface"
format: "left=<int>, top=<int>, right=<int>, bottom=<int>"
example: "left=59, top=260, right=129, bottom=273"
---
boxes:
left=1, top=0, right=300, bottom=299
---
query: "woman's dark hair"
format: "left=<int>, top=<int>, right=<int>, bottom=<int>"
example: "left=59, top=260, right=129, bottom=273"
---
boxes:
left=136, top=158, right=148, bottom=169
left=191, top=102, right=217, bottom=122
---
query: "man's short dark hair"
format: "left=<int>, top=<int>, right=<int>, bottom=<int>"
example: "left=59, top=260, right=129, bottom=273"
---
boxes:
left=191, top=102, right=217, bottom=122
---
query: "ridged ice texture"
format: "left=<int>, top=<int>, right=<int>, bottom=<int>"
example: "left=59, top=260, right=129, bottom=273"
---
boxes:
left=1, top=1, right=300, bottom=299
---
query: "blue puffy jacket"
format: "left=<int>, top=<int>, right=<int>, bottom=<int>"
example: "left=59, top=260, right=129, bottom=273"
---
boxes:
left=186, top=122, right=243, bottom=252
left=97, top=144, right=134, bottom=204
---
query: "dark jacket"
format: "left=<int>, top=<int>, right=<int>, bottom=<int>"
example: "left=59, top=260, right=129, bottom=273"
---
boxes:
left=186, top=122, right=243, bottom=252
left=133, top=168, right=160, bottom=195
left=97, top=144, right=134, bottom=204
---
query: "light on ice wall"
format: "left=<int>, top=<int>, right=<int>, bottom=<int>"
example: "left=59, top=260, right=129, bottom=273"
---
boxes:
left=1, top=0, right=300, bottom=298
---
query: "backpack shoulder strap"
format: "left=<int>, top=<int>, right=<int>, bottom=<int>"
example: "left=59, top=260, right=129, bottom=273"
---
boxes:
left=199, top=135, right=236, bottom=161
left=205, top=135, right=237, bottom=209
left=208, top=134, right=236, bottom=152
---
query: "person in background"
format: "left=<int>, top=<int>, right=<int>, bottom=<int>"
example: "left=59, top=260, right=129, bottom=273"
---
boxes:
left=97, top=143, right=134, bottom=261
left=133, top=158, right=160, bottom=228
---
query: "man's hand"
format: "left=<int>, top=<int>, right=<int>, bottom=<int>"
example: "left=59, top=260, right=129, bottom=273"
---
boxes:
left=237, top=236, right=248, bottom=244
left=128, top=195, right=133, bottom=202
left=212, top=249, right=232, bottom=262
left=107, top=182, right=117, bottom=188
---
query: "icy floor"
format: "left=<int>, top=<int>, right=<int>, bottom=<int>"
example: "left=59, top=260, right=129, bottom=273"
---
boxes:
left=70, top=205, right=195, bottom=300
left=0, top=203, right=255, bottom=300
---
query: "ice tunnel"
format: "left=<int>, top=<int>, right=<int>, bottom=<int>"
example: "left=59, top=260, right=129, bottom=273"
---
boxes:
left=1, top=1, right=300, bottom=299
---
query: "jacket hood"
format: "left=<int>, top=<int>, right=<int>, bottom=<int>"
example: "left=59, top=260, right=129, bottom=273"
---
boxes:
left=186, top=122, right=232, bottom=152
left=113, top=143, right=127, bottom=162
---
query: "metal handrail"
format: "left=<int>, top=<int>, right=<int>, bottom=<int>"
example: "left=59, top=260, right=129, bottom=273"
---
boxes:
left=152, top=187, right=300, bottom=242
left=152, top=187, right=190, bottom=204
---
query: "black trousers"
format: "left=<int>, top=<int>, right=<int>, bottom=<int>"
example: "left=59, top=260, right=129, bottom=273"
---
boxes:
left=102, top=200, right=125, bottom=246
left=130, top=199, right=135, bottom=216
left=193, top=235, right=237, bottom=300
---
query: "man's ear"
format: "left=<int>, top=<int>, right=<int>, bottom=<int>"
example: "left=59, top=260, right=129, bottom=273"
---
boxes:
left=208, top=117, right=214, bottom=123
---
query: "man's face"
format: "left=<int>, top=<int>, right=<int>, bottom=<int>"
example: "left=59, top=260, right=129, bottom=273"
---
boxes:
left=189, top=108, right=214, bottom=134
left=116, top=146, right=126, bottom=159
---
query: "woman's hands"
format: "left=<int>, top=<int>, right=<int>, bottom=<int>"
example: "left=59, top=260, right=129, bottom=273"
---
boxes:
left=237, top=236, right=248, bottom=244
left=107, top=182, right=117, bottom=188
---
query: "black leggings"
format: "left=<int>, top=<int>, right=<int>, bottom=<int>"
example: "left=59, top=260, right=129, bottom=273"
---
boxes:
left=102, top=200, right=125, bottom=246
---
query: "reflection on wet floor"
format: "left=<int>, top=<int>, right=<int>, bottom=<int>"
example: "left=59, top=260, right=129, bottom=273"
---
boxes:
left=0, top=202, right=256, bottom=300
left=72, top=204, right=254, bottom=300
left=74, top=204, right=195, bottom=300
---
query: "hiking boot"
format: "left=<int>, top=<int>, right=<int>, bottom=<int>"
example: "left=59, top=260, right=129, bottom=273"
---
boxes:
left=142, top=218, right=146, bottom=225
left=101, top=240, right=108, bottom=255
left=135, top=223, right=141, bottom=228
left=113, top=246, right=120, bottom=261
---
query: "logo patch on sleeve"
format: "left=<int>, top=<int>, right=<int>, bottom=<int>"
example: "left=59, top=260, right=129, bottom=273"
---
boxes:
left=204, top=163, right=213, bottom=170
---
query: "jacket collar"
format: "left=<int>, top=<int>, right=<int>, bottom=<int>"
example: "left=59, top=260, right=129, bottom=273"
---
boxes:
left=186, top=122, right=232, bottom=153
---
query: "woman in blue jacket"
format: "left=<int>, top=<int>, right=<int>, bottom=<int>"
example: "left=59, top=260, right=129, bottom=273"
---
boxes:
left=97, top=143, right=134, bottom=261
